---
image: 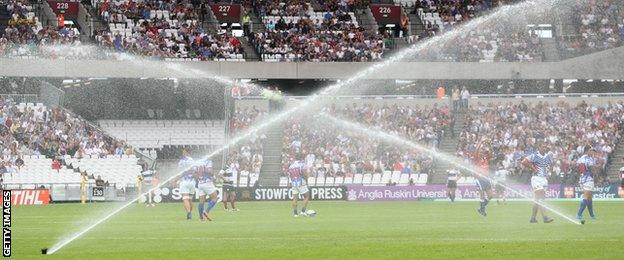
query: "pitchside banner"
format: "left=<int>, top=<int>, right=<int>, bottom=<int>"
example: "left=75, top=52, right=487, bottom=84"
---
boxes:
left=0, top=189, right=50, bottom=205
left=562, top=184, right=621, bottom=199
left=346, top=185, right=562, bottom=201
left=238, top=186, right=347, bottom=201
left=149, top=186, right=347, bottom=203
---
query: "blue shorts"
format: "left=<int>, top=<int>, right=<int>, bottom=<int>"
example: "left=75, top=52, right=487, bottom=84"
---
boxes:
left=475, top=177, right=491, bottom=191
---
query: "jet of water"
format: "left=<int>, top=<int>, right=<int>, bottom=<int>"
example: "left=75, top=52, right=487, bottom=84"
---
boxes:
left=46, top=116, right=268, bottom=254
left=46, top=0, right=568, bottom=254
left=319, top=112, right=581, bottom=225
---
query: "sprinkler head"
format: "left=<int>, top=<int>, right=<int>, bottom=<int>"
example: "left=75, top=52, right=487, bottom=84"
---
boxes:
left=580, top=220, right=585, bottom=225
left=41, top=248, right=48, bottom=254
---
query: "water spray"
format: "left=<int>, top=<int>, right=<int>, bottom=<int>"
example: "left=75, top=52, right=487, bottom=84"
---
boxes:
left=46, top=0, right=567, bottom=254
left=319, top=113, right=581, bottom=225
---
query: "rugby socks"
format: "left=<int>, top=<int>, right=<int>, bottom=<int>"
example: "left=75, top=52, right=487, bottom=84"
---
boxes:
left=577, top=199, right=587, bottom=217
left=531, top=204, right=539, bottom=219
left=198, top=202, right=205, bottom=218
left=450, top=193, right=455, bottom=202
left=206, top=200, right=216, bottom=213
left=293, top=208, right=298, bottom=215
left=587, top=200, right=595, bottom=217
left=186, top=212, right=192, bottom=220
left=480, top=198, right=489, bottom=210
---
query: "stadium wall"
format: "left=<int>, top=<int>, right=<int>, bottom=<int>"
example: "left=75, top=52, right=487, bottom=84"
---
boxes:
left=1, top=47, right=623, bottom=79
left=236, top=93, right=624, bottom=110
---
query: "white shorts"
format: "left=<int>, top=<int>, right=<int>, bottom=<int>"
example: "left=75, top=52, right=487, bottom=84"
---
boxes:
left=581, top=181, right=594, bottom=192
left=197, top=182, right=217, bottom=197
left=179, top=180, right=196, bottom=195
left=531, top=176, right=548, bottom=191
left=291, top=185, right=309, bottom=195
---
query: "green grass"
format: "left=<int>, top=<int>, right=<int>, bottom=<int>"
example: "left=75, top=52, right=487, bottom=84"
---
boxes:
left=10, top=201, right=624, bottom=259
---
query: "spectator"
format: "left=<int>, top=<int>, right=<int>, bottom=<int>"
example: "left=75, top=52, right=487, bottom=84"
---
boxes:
left=242, top=12, right=251, bottom=36
left=451, top=87, right=460, bottom=111
left=51, top=159, right=61, bottom=172
left=95, top=175, right=105, bottom=187
left=460, top=86, right=470, bottom=109
left=436, top=86, right=445, bottom=99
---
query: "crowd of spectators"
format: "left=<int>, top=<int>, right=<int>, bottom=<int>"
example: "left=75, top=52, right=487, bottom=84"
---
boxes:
left=417, top=27, right=542, bottom=62
left=0, top=97, right=133, bottom=174
left=94, top=0, right=244, bottom=60
left=457, top=101, right=624, bottom=186
left=282, top=103, right=453, bottom=177
left=412, top=0, right=543, bottom=62
left=226, top=106, right=266, bottom=178
left=250, top=0, right=387, bottom=61
left=1, top=0, right=82, bottom=57
left=560, top=0, right=624, bottom=58
left=250, top=0, right=310, bottom=17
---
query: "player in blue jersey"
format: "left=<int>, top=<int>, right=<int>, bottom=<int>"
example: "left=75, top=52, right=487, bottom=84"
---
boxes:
left=178, top=151, right=196, bottom=220
left=179, top=168, right=197, bottom=220
left=289, top=155, right=310, bottom=217
left=576, top=146, right=598, bottom=221
left=522, top=143, right=554, bottom=223
left=196, top=161, right=219, bottom=222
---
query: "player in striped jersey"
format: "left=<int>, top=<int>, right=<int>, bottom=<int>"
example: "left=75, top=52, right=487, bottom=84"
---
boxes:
left=289, top=155, right=310, bottom=217
left=522, top=143, right=554, bottom=223
left=493, top=164, right=509, bottom=205
left=576, top=146, right=598, bottom=221
left=221, top=168, right=238, bottom=212
left=446, top=168, right=459, bottom=202
left=141, top=170, right=156, bottom=207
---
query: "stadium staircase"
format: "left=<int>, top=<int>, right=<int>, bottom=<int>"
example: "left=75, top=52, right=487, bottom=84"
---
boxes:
left=0, top=3, right=9, bottom=35
left=246, top=8, right=265, bottom=34
left=239, top=36, right=259, bottom=61
left=309, top=0, right=323, bottom=11
left=541, top=38, right=561, bottom=61
left=406, top=7, right=425, bottom=38
left=81, top=2, right=109, bottom=38
left=432, top=110, right=466, bottom=184
left=258, top=123, right=283, bottom=186
left=355, top=8, right=379, bottom=34
left=605, top=137, right=624, bottom=181
left=203, top=4, right=221, bottom=33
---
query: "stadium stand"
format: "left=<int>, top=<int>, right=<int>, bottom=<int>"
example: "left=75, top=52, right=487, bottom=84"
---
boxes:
left=250, top=0, right=388, bottom=61
left=559, top=0, right=624, bottom=59
left=226, top=106, right=266, bottom=186
left=407, top=0, right=544, bottom=62
left=2, top=155, right=80, bottom=188
left=65, top=154, right=142, bottom=187
left=278, top=103, right=451, bottom=186
left=98, top=120, right=226, bottom=149
left=457, top=101, right=624, bottom=186
left=0, top=98, right=144, bottom=188
left=0, top=0, right=82, bottom=58
left=93, top=0, right=245, bottom=61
